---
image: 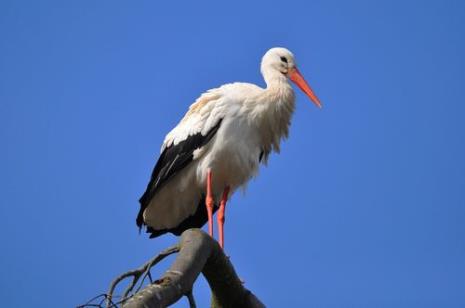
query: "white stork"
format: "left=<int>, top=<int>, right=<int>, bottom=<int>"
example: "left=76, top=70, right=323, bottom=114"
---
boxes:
left=137, top=47, right=321, bottom=248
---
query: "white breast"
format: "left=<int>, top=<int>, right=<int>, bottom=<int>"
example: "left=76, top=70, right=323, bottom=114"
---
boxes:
left=195, top=114, right=263, bottom=196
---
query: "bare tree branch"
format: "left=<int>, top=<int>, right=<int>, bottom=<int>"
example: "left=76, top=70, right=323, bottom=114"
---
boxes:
left=78, top=229, right=264, bottom=308
left=123, top=229, right=265, bottom=308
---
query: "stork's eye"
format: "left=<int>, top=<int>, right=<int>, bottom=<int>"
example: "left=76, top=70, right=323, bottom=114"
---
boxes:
left=280, top=56, right=288, bottom=63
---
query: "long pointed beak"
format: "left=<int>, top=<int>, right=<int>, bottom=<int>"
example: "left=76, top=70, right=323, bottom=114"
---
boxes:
left=288, top=67, right=322, bottom=108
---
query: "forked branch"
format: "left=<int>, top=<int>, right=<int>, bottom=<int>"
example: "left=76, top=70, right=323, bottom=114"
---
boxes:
left=123, top=229, right=264, bottom=308
left=79, top=229, right=264, bottom=308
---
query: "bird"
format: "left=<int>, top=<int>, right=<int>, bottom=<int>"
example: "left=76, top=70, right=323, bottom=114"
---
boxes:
left=137, top=47, right=321, bottom=248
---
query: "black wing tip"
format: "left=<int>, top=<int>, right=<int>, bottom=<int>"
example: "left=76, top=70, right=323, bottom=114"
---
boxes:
left=136, top=210, right=144, bottom=228
left=137, top=196, right=213, bottom=239
left=147, top=226, right=169, bottom=238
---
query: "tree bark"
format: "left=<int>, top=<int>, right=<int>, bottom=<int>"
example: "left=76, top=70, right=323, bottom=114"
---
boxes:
left=122, top=229, right=264, bottom=308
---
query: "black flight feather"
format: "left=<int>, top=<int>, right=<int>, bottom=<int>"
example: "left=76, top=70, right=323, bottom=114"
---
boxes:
left=136, top=119, right=223, bottom=234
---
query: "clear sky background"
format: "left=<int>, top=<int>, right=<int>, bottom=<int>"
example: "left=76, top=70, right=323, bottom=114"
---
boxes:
left=1, top=1, right=464, bottom=307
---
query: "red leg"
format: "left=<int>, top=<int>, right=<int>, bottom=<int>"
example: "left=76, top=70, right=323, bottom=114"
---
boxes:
left=217, top=186, right=230, bottom=249
left=206, top=170, right=214, bottom=237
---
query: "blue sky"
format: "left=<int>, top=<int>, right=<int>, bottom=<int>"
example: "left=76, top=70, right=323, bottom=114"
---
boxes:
left=1, top=0, right=464, bottom=307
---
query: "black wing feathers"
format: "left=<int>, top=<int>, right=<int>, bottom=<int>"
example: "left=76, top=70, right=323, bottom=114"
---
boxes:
left=146, top=195, right=216, bottom=237
left=136, top=119, right=223, bottom=229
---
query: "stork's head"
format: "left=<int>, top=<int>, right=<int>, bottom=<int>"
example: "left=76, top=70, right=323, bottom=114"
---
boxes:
left=261, top=47, right=322, bottom=108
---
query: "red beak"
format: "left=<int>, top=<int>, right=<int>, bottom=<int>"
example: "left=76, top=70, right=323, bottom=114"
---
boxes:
left=289, top=67, right=322, bottom=108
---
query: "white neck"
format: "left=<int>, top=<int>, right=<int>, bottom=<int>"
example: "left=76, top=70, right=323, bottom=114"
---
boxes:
left=249, top=66, right=296, bottom=163
left=262, top=66, right=287, bottom=87
left=260, top=66, right=295, bottom=105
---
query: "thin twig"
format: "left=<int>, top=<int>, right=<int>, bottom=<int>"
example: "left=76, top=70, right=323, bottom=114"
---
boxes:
left=77, top=294, right=116, bottom=308
left=78, top=294, right=107, bottom=307
left=133, top=244, right=176, bottom=295
left=186, top=290, right=197, bottom=308
left=121, top=276, right=138, bottom=302
left=106, top=244, right=180, bottom=307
